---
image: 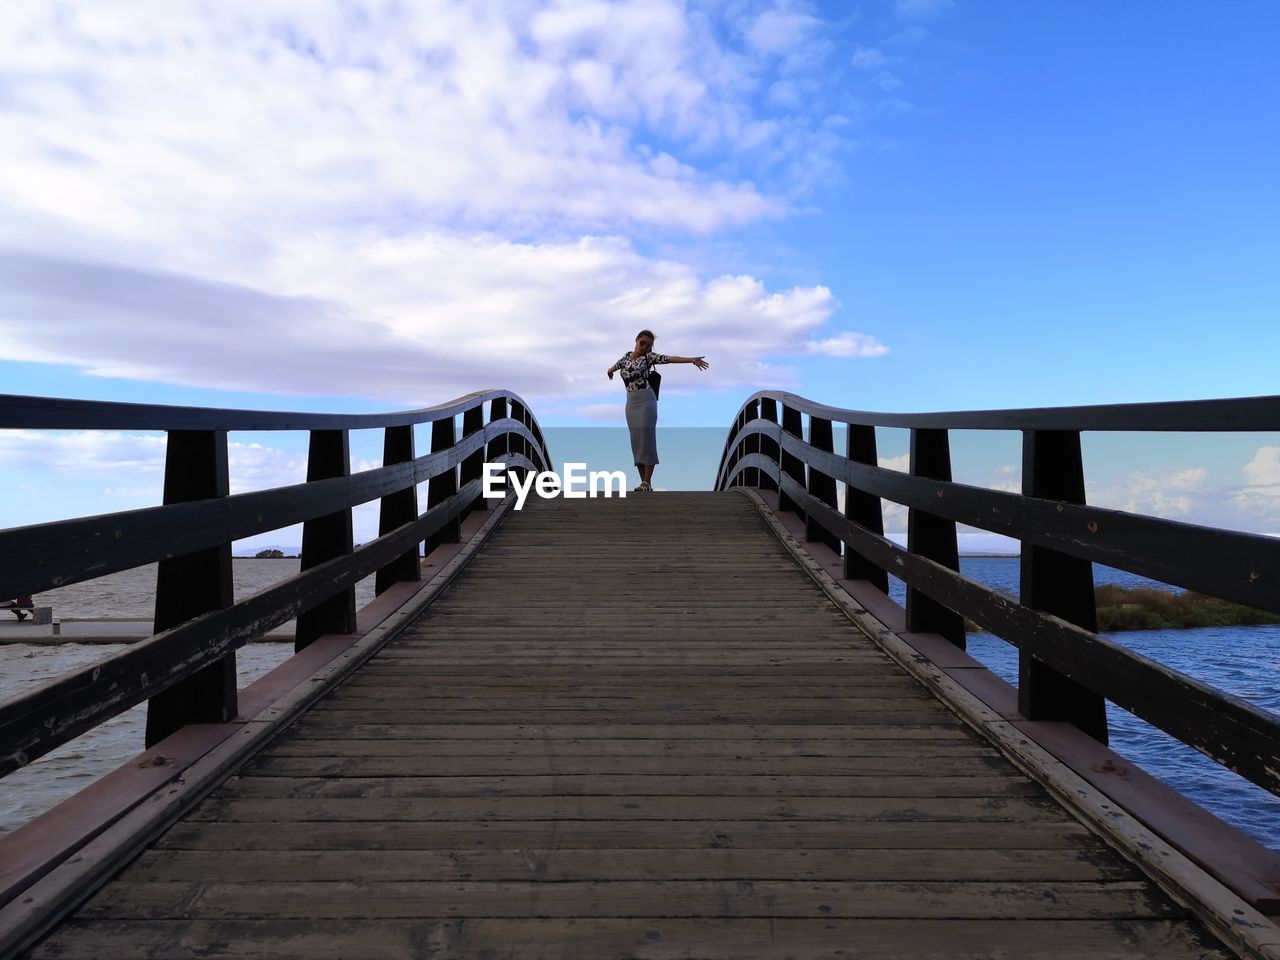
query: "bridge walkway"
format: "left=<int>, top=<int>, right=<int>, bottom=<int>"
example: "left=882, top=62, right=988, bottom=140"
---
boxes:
left=24, top=492, right=1234, bottom=958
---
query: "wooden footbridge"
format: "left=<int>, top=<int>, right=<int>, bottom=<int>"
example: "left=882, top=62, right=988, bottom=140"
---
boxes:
left=2, top=390, right=1280, bottom=958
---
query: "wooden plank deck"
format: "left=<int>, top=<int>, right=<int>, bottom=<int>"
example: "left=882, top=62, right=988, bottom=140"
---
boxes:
left=23, top=492, right=1236, bottom=958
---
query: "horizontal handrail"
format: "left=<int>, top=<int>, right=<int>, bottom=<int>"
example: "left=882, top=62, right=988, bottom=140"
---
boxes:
left=716, top=390, right=1280, bottom=800
left=0, top=387, right=552, bottom=775
left=0, top=388, right=545, bottom=435
left=729, top=390, right=1280, bottom=432
left=0, top=464, right=532, bottom=777
left=719, top=420, right=1280, bottom=614
left=0, top=419, right=541, bottom=599
left=733, top=457, right=1280, bottom=794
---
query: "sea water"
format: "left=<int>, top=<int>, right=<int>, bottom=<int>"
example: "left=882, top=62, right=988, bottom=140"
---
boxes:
left=889, top=558, right=1280, bottom=851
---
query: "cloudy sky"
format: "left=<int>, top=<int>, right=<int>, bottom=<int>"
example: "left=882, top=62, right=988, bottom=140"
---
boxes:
left=2, top=1, right=1279, bottom=546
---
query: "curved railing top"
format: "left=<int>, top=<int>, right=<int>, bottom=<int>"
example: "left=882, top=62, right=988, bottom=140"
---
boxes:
left=735, top=389, right=1280, bottom=432
left=1, top=386, right=550, bottom=783
left=716, top=388, right=1280, bottom=808
left=0, top=387, right=532, bottom=432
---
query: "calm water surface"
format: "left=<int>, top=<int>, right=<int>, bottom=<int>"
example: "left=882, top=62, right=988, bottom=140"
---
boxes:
left=3, top=558, right=1277, bottom=852
left=891, top=558, right=1280, bottom=851
left=1, top=560, right=376, bottom=835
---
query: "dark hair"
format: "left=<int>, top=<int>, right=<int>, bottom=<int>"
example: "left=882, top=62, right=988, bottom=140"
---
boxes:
left=636, top=329, right=655, bottom=342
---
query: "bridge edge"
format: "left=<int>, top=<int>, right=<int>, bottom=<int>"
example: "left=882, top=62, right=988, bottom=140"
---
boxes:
left=734, top=485, right=1280, bottom=960
left=0, top=493, right=520, bottom=959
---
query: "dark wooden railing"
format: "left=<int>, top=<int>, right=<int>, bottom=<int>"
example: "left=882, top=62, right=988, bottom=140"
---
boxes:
left=0, top=390, right=550, bottom=775
left=716, top=391, right=1280, bottom=798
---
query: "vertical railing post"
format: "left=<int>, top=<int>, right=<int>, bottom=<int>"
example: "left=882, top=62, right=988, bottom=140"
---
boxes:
left=806, top=416, right=841, bottom=551
left=778, top=404, right=805, bottom=515
left=744, top=399, right=761, bottom=488
left=906, top=428, right=965, bottom=648
left=720, top=416, right=738, bottom=488
left=295, top=429, right=356, bottom=651
left=424, top=414, right=461, bottom=555
left=527, top=415, right=547, bottom=472
left=459, top=403, right=487, bottom=514
left=757, top=398, right=780, bottom=493
left=729, top=409, right=746, bottom=487
left=487, top=397, right=509, bottom=505
left=843, top=424, right=889, bottom=591
left=1020, top=430, right=1109, bottom=743
left=719, top=411, right=738, bottom=486
left=509, top=399, right=529, bottom=483
left=145, top=430, right=236, bottom=747
left=726, top=411, right=739, bottom=487
left=488, top=397, right=509, bottom=460
left=374, top=424, right=420, bottom=596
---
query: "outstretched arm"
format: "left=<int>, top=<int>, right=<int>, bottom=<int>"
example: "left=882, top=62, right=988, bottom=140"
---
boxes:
left=665, top=355, right=710, bottom=370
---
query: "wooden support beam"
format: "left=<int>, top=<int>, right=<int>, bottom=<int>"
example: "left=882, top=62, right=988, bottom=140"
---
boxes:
left=374, top=425, right=420, bottom=596
left=743, top=399, right=761, bottom=488
left=424, top=415, right=461, bottom=555
left=906, top=428, right=965, bottom=648
left=508, top=400, right=529, bottom=484
left=459, top=404, right=487, bottom=516
left=1020, top=429, right=1109, bottom=743
left=806, top=416, right=841, bottom=552
left=144, top=430, right=236, bottom=747
left=843, top=424, right=889, bottom=591
left=757, top=398, right=779, bottom=493
left=295, top=430, right=356, bottom=651
left=779, top=404, right=805, bottom=515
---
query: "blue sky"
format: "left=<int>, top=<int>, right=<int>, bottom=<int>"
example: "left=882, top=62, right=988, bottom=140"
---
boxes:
left=1, top=1, right=1278, bottom=548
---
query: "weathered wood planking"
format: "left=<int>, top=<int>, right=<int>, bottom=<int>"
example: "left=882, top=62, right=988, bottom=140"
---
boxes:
left=27, top=918, right=1233, bottom=960
left=26, top=492, right=1234, bottom=959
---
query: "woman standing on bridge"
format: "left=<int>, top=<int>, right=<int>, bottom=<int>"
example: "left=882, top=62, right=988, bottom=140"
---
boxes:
left=607, top=330, right=709, bottom=492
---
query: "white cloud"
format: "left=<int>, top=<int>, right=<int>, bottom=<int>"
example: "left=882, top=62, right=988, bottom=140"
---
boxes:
left=225, top=443, right=309, bottom=495
left=882, top=500, right=908, bottom=531
left=746, top=9, right=821, bottom=55
left=878, top=453, right=910, bottom=472
left=803, top=331, right=890, bottom=358
left=0, top=1, right=887, bottom=407
left=0, top=430, right=358, bottom=497
left=1235, top=446, right=1280, bottom=510
left=984, top=464, right=1021, bottom=493
left=0, top=0, right=848, bottom=253
left=0, top=430, right=166, bottom=475
left=0, top=240, right=839, bottom=403
left=1089, top=466, right=1208, bottom=518
left=0, top=428, right=390, bottom=546
left=1243, top=446, right=1280, bottom=486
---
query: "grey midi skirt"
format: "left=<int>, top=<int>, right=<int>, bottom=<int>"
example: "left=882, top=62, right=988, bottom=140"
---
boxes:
left=625, top=388, right=659, bottom=466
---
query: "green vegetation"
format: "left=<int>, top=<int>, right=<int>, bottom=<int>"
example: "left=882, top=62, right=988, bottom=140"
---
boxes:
left=254, top=548, right=285, bottom=559
left=961, top=584, right=1279, bottom=633
left=1094, top=584, right=1280, bottom=631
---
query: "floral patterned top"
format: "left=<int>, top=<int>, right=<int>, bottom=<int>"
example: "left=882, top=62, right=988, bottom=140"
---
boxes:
left=614, top=350, right=671, bottom=392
